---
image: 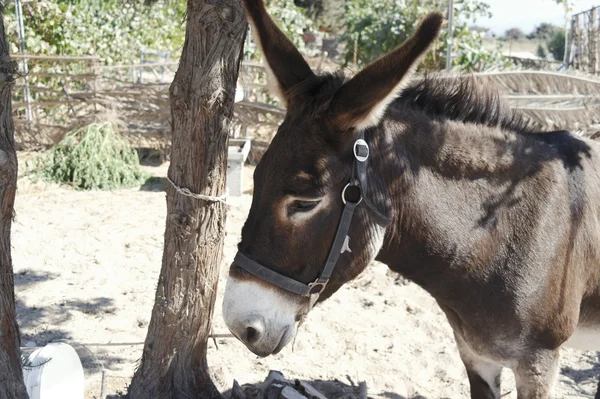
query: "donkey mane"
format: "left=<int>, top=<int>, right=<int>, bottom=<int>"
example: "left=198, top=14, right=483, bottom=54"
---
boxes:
left=396, top=75, right=538, bottom=134
left=292, top=72, right=537, bottom=135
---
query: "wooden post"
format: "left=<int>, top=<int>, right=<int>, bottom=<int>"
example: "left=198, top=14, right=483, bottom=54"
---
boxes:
left=0, top=2, right=28, bottom=398
left=585, top=13, right=591, bottom=71
left=91, top=57, right=99, bottom=113
left=565, top=15, right=575, bottom=68
left=127, top=0, right=247, bottom=398
left=588, top=8, right=598, bottom=74
left=574, top=14, right=581, bottom=70
left=592, top=8, right=599, bottom=74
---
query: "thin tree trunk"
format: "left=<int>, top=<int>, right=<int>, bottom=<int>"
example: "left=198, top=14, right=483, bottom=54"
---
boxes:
left=128, top=0, right=247, bottom=398
left=0, top=3, right=27, bottom=399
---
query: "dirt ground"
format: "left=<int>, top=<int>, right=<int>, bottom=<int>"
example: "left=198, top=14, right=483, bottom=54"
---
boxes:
left=11, top=160, right=600, bottom=399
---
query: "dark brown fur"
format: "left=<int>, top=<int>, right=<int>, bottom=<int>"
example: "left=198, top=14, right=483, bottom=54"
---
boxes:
left=229, top=2, right=600, bottom=398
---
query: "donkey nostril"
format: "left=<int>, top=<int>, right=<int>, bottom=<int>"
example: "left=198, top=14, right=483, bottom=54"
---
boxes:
left=242, top=319, right=265, bottom=345
left=245, top=326, right=259, bottom=343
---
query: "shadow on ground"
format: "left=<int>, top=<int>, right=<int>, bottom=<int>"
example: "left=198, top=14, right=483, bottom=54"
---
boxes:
left=135, top=147, right=168, bottom=167
left=139, top=176, right=166, bottom=192
left=14, top=269, right=127, bottom=372
left=560, top=353, right=599, bottom=398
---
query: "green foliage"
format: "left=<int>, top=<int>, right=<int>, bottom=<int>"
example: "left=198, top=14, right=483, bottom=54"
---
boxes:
left=453, top=34, right=510, bottom=72
left=536, top=44, right=547, bottom=59
left=4, top=0, right=509, bottom=74
left=547, top=30, right=565, bottom=61
left=528, top=23, right=562, bottom=40
left=341, top=0, right=414, bottom=64
left=504, top=27, right=525, bottom=41
left=340, top=0, right=511, bottom=72
left=4, top=0, right=186, bottom=65
left=245, top=0, right=317, bottom=60
left=551, top=0, right=573, bottom=11
left=243, top=0, right=317, bottom=106
left=35, top=122, right=147, bottom=190
left=293, top=0, right=345, bottom=32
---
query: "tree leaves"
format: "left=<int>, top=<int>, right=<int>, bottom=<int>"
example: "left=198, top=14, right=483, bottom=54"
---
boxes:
left=3, top=0, right=186, bottom=65
left=340, top=0, right=511, bottom=72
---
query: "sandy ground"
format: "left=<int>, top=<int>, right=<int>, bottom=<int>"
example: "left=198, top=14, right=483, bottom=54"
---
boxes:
left=11, top=160, right=600, bottom=399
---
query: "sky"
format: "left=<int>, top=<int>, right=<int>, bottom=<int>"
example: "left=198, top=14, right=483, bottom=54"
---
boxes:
left=480, top=0, right=598, bottom=34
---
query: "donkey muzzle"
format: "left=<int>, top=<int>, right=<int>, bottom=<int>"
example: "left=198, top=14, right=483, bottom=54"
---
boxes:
left=222, top=267, right=303, bottom=356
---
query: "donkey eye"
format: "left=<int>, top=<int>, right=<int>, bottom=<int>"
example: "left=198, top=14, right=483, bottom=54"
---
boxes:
left=291, top=200, right=320, bottom=212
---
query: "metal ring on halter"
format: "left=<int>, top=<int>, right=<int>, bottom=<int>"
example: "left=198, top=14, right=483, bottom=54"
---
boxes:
left=341, top=183, right=363, bottom=205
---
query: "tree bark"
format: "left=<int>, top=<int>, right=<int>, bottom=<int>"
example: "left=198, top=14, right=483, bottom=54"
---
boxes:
left=0, top=3, right=28, bottom=399
left=128, top=0, right=247, bottom=398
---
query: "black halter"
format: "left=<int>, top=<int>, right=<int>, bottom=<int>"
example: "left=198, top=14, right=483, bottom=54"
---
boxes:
left=234, top=131, right=392, bottom=301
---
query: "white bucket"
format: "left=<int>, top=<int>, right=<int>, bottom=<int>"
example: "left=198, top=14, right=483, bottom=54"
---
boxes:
left=22, top=342, right=85, bottom=399
left=235, top=84, right=244, bottom=103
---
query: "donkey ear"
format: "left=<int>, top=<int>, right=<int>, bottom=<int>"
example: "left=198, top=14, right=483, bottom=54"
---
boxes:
left=327, top=12, right=444, bottom=132
left=243, top=0, right=316, bottom=104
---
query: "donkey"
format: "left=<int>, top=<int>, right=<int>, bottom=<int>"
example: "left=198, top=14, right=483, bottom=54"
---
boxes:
left=222, top=1, right=600, bottom=397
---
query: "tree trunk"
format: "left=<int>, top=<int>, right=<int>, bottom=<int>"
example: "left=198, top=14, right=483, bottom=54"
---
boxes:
left=0, top=3, right=28, bottom=399
left=128, top=0, right=247, bottom=398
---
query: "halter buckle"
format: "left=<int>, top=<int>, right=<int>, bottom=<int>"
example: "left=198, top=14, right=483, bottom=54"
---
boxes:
left=308, top=279, right=328, bottom=296
left=354, top=139, right=369, bottom=162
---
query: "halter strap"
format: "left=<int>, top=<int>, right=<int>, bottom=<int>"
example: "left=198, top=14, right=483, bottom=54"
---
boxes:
left=234, top=131, right=391, bottom=302
left=354, top=130, right=392, bottom=227
left=234, top=200, right=359, bottom=298
left=234, top=252, right=319, bottom=297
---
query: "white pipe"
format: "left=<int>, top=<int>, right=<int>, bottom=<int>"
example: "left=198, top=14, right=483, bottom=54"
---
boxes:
left=14, top=0, right=32, bottom=123
left=446, top=0, right=454, bottom=72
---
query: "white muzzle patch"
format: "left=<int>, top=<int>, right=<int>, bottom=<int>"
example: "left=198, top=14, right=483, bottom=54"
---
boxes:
left=222, top=275, right=306, bottom=357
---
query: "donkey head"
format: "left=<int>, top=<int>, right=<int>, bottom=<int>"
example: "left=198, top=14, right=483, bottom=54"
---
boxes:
left=223, top=0, right=443, bottom=357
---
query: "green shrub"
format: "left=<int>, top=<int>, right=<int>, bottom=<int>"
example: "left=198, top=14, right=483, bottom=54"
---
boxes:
left=36, top=122, right=147, bottom=190
left=547, top=30, right=565, bottom=61
left=536, top=44, right=547, bottom=59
